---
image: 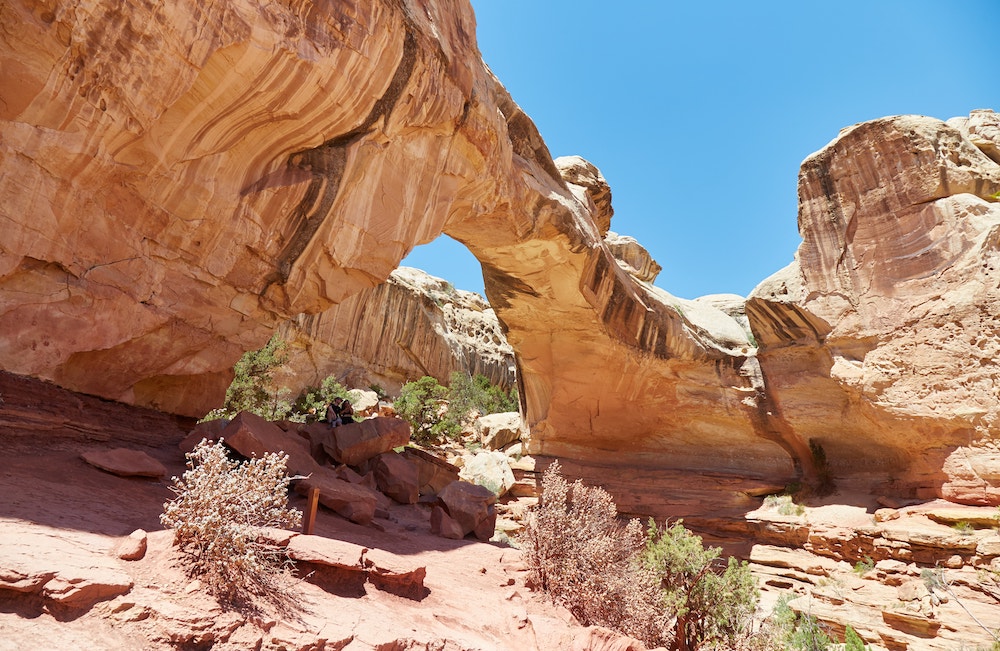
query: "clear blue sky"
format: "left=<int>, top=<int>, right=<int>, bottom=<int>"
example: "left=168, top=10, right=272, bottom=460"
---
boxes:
left=401, top=1, right=998, bottom=300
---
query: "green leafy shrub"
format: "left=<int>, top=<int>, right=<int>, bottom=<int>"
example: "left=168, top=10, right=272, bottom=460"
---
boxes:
left=160, top=439, right=302, bottom=607
left=394, top=375, right=452, bottom=442
left=844, top=625, right=870, bottom=650
left=768, top=595, right=833, bottom=651
left=396, top=373, right=518, bottom=444
left=852, top=556, right=875, bottom=576
left=203, top=334, right=291, bottom=421
left=291, top=376, right=351, bottom=421
left=763, top=494, right=806, bottom=516
left=952, top=520, right=974, bottom=533
left=642, top=519, right=759, bottom=650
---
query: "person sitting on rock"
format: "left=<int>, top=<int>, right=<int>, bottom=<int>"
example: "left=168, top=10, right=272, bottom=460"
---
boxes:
left=326, top=397, right=344, bottom=428
left=339, top=400, right=355, bottom=425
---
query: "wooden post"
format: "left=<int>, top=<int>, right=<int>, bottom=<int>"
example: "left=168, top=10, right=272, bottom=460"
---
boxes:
left=302, top=487, right=320, bottom=535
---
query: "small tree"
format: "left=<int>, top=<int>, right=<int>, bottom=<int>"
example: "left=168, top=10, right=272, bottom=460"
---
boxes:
left=395, top=375, right=451, bottom=442
left=396, top=373, right=518, bottom=444
left=291, top=375, right=351, bottom=421
left=641, top=520, right=759, bottom=650
left=205, top=334, right=290, bottom=421
left=160, top=439, right=302, bottom=607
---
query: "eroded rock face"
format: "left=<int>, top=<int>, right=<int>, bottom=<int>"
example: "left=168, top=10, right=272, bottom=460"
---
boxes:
left=748, top=114, right=1000, bottom=504
left=275, top=267, right=516, bottom=396
left=0, top=0, right=493, bottom=416
left=3, top=0, right=1000, bottom=511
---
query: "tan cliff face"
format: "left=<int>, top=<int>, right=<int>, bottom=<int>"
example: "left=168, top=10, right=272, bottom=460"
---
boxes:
left=2, top=0, right=1000, bottom=508
left=274, top=266, right=516, bottom=396
left=749, top=114, right=1000, bottom=505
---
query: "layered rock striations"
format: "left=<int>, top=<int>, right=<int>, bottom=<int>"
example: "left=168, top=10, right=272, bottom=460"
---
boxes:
left=0, top=0, right=493, bottom=415
left=2, top=0, right=1000, bottom=511
left=275, top=266, right=515, bottom=395
left=748, top=115, right=1000, bottom=504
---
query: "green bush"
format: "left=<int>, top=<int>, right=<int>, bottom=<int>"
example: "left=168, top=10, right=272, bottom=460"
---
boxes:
left=204, top=334, right=290, bottom=421
left=768, top=595, right=833, bottom=651
left=395, top=373, right=518, bottom=444
left=641, top=519, right=759, bottom=650
left=395, top=375, right=452, bottom=442
left=160, top=439, right=302, bottom=607
left=291, top=376, right=351, bottom=421
left=844, top=625, right=870, bottom=651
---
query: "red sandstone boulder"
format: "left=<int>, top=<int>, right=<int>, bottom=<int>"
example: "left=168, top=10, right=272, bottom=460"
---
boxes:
left=436, top=480, right=497, bottom=541
left=297, top=421, right=337, bottom=464
left=221, top=411, right=320, bottom=476
left=430, top=505, right=465, bottom=540
left=294, top=470, right=381, bottom=525
left=402, top=447, right=461, bottom=496
left=324, top=417, right=410, bottom=466
left=372, top=452, right=419, bottom=504
left=178, top=419, right=227, bottom=454
left=81, top=448, right=167, bottom=479
left=114, top=529, right=148, bottom=561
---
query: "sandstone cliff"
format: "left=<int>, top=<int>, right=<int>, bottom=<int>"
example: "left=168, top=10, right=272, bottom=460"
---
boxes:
left=2, top=0, right=1000, bottom=513
left=275, top=266, right=515, bottom=396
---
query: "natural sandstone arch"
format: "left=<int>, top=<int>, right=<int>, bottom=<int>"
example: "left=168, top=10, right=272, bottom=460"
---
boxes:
left=3, top=0, right=1000, bottom=510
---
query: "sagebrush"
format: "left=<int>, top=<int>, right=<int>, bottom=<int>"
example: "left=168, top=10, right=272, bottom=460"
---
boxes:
left=519, top=462, right=770, bottom=650
left=160, top=439, right=302, bottom=607
left=517, top=461, right=671, bottom=646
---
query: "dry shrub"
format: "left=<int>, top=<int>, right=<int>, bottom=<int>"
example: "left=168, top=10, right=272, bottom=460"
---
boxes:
left=518, top=461, right=674, bottom=647
left=161, top=439, right=302, bottom=608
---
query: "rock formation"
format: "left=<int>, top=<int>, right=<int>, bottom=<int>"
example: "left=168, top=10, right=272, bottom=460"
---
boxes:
left=2, top=0, right=1000, bottom=515
left=275, top=267, right=516, bottom=396
left=747, top=115, right=1000, bottom=505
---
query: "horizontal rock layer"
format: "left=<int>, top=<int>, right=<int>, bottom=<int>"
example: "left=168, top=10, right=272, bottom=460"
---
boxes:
left=275, top=267, right=516, bottom=396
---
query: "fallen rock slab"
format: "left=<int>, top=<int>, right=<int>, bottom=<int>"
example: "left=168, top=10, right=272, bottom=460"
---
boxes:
left=401, top=447, right=460, bottom=496
left=295, top=470, right=380, bottom=525
left=373, top=452, right=419, bottom=504
left=81, top=448, right=167, bottom=479
left=325, top=417, right=410, bottom=466
left=437, top=480, right=497, bottom=541
left=222, top=411, right=321, bottom=476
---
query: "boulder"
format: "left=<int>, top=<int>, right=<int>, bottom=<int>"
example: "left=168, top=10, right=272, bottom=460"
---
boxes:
left=346, top=389, right=380, bottom=417
left=460, top=451, right=516, bottom=497
left=372, top=453, right=419, bottom=504
left=221, top=411, right=320, bottom=477
left=114, top=529, right=148, bottom=561
left=476, top=412, right=522, bottom=451
left=325, top=417, right=410, bottom=466
left=430, top=505, right=465, bottom=540
left=437, top=480, right=497, bottom=541
left=81, top=448, right=167, bottom=479
left=297, top=421, right=336, bottom=464
left=401, top=447, right=461, bottom=496
left=178, top=419, right=228, bottom=454
left=294, top=470, right=380, bottom=525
